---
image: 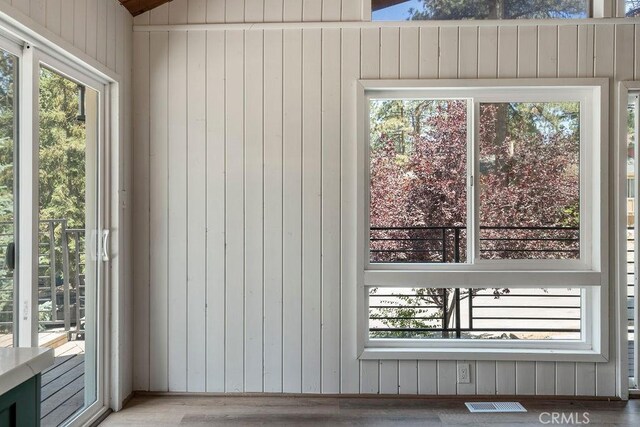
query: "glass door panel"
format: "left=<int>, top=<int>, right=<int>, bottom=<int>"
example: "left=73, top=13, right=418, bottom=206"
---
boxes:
left=0, top=48, right=17, bottom=348
left=38, top=66, right=101, bottom=426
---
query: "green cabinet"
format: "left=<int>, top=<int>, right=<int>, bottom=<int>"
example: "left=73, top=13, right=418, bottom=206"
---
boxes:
left=0, top=375, right=41, bottom=427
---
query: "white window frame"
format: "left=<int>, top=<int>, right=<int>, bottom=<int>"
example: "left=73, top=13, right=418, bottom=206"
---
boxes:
left=357, top=78, right=609, bottom=361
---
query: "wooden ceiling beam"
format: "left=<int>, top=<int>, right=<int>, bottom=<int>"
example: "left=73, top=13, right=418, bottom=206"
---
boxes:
left=121, top=0, right=413, bottom=17
left=372, top=0, right=410, bottom=12
left=119, top=0, right=171, bottom=17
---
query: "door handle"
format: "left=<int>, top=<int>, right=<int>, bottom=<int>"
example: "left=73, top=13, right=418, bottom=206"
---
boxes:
left=101, top=229, right=110, bottom=262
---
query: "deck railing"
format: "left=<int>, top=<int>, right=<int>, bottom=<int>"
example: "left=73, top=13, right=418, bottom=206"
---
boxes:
left=370, top=225, right=579, bottom=263
left=368, top=225, right=582, bottom=340
left=0, top=219, right=85, bottom=337
left=628, top=227, right=636, bottom=378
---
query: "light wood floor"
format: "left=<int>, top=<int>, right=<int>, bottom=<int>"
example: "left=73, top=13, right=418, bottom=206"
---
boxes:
left=100, top=395, right=640, bottom=426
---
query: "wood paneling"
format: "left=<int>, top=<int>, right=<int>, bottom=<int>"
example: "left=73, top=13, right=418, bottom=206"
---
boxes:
left=167, top=30, right=188, bottom=392
left=122, top=0, right=367, bottom=20
left=302, top=27, right=322, bottom=394
left=243, top=29, right=264, bottom=393
left=132, top=20, right=633, bottom=397
left=282, top=28, right=303, bottom=393
left=133, top=0, right=367, bottom=22
left=205, top=30, right=226, bottom=392
left=264, top=28, right=284, bottom=393
left=148, top=30, right=169, bottom=392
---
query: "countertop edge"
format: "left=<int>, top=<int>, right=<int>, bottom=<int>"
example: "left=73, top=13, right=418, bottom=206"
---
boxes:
left=0, top=348, right=55, bottom=396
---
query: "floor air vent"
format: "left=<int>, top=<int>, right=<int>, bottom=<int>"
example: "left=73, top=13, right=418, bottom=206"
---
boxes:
left=465, top=402, right=527, bottom=413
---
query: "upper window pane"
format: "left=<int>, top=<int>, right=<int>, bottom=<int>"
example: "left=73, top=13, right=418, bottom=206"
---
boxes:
left=369, top=99, right=468, bottom=264
left=627, top=1, right=640, bottom=17
left=372, top=0, right=589, bottom=21
left=479, top=102, right=581, bottom=260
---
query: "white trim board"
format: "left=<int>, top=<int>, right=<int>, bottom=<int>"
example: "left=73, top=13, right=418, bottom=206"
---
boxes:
left=133, top=17, right=640, bottom=32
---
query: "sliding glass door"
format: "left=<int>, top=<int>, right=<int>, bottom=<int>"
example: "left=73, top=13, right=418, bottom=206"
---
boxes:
left=0, top=30, right=109, bottom=424
left=37, top=62, right=104, bottom=426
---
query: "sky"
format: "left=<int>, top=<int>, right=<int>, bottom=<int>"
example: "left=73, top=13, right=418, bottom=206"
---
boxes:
left=372, top=0, right=422, bottom=21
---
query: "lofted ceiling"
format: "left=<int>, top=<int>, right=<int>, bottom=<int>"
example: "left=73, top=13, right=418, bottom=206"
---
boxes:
left=118, top=0, right=173, bottom=16
left=372, top=0, right=409, bottom=11
left=119, top=0, right=408, bottom=17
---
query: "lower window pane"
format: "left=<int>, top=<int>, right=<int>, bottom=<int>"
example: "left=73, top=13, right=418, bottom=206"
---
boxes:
left=368, top=287, right=582, bottom=340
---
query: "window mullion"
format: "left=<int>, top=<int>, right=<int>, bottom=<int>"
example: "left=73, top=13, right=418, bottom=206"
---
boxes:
left=469, top=99, right=479, bottom=265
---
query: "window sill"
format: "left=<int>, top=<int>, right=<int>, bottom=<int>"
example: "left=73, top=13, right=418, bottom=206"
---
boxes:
left=359, top=347, right=608, bottom=363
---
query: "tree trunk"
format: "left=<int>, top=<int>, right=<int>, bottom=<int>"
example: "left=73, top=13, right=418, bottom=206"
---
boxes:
left=493, top=103, right=509, bottom=186
left=488, top=0, right=504, bottom=19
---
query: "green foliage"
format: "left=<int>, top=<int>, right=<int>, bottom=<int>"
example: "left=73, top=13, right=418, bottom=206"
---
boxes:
left=39, top=68, right=86, bottom=229
left=627, top=1, right=640, bottom=16
left=38, top=69, right=87, bottom=318
left=409, top=0, right=588, bottom=20
left=0, top=63, right=87, bottom=334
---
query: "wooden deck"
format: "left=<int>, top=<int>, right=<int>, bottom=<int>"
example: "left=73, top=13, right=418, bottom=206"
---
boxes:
left=40, top=341, right=86, bottom=427
left=0, top=331, right=69, bottom=348
left=1, top=333, right=86, bottom=426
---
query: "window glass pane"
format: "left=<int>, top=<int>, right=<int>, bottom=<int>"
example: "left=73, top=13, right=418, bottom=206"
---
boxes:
left=479, top=102, right=580, bottom=260
left=369, top=287, right=582, bottom=340
left=0, top=49, right=17, bottom=348
left=627, top=1, right=640, bottom=17
left=369, top=99, right=468, bottom=263
left=372, top=0, right=589, bottom=21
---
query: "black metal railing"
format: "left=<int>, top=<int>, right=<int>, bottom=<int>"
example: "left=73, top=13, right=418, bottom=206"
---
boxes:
left=369, top=287, right=582, bottom=340
left=628, top=227, right=636, bottom=378
left=368, top=225, right=582, bottom=340
left=0, top=219, right=85, bottom=339
left=370, top=225, right=579, bottom=263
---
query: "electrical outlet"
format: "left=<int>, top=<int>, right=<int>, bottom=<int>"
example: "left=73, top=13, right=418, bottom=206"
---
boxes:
left=457, top=363, right=471, bottom=384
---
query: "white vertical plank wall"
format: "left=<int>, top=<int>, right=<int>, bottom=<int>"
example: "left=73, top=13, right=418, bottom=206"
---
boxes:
left=244, top=29, right=264, bottom=394
left=130, top=4, right=639, bottom=398
left=205, top=30, right=227, bottom=392
left=148, top=30, right=169, bottom=392
left=167, top=30, right=188, bottom=393
left=0, top=1, right=131, bottom=72
left=302, top=27, right=322, bottom=394
left=186, top=29, right=207, bottom=392
left=136, top=0, right=368, bottom=22
left=282, top=28, right=303, bottom=393
left=263, top=28, right=283, bottom=393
